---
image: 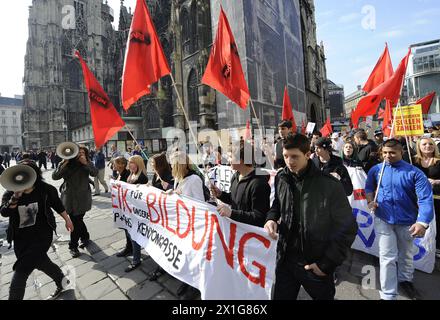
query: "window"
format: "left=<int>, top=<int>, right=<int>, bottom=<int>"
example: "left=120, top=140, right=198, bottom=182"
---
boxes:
left=1, top=111, right=4, bottom=115
left=2, top=119, right=5, bottom=124
left=187, top=69, right=199, bottom=121
left=13, top=119, right=16, bottom=124
left=12, top=111, right=16, bottom=116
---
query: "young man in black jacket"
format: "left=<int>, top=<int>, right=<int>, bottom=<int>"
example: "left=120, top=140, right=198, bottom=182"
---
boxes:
left=264, top=134, right=358, bottom=300
left=211, top=142, right=271, bottom=227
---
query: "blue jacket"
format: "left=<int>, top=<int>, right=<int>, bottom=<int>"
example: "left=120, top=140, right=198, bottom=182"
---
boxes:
left=365, top=160, right=434, bottom=225
left=94, top=152, right=106, bottom=170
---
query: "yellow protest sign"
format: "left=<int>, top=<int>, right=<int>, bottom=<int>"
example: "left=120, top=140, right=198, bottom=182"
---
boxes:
left=393, top=104, right=424, bottom=137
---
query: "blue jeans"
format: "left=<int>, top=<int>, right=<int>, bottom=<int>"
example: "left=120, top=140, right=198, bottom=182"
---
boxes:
left=375, top=217, right=415, bottom=300
left=127, top=232, right=142, bottom=265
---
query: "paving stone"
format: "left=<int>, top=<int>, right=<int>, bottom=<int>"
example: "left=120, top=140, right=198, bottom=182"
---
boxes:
left=115, top=269, right=149, bottom=293
left=127, top=280, right=163, bottom=300
left=151, top=290, right=178, bottom=300
left=81, top=278, right=118, bottom=300
left=99, top=289, right=129, bottom=300
left=98, top=255, right=126, bottom=271
left=76, top=269, right=107, bottom=290
left=162, top=277, right=185, bottom=296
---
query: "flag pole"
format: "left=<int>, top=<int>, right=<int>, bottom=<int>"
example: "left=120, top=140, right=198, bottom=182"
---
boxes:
left=124, top=125, right=149, bottom=161
left=169, top=73, right=216, bottom=189
left=249, top=99, right=275, bottom=170
left=397, top=106, right=413, bottom=165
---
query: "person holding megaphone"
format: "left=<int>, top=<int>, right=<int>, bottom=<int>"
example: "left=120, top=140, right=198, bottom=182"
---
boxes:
left=0, top=160, right=74, bottom=300
left=52, top=144, right=98, bottom=258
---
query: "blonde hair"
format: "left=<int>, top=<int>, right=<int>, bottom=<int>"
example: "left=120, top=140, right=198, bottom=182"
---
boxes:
left=170, top=151, right=193, bottom=182
left=414, top=137, right=440, bottom=165
left=128, top=155, right=147, bottom=182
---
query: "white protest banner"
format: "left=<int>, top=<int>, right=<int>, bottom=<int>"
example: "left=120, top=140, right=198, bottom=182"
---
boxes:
left=111, top=180, right=277, bottom=299
left=207, top=165, right=235, bottom=193
left=306, top=122, right=316, bottom=134
left=346, top=166, right=437, bottom=273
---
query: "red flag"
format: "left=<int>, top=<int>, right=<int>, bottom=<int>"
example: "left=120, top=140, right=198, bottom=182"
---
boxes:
left=416, top=92, right=436, bottom=114
left=301, top=119, right=306, bottom=135
left=201, top=7, right=250, bottom=109
left=244, top=120, right=251, bottom=141
left=76, top=51, right=125, bottom=149
left=320, top=117, right=333, bottom=137
left=363, top=44, right=394, bottom=93
left=282, top=86, right=297, bottom=133
left=352, top=49, right=411, bottom=128
left=122, top=0, right=171, bottom=110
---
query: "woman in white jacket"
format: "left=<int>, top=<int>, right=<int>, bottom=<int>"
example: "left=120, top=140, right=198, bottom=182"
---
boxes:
left=171, top=151, right=205, bottom=202
left=169, top=151, right=204, bottom=300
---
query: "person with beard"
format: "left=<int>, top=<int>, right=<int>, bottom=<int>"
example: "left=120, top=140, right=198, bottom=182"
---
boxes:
left=52, top=145, right=98, bottom=258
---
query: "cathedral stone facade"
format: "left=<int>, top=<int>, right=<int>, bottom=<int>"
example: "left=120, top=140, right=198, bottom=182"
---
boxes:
left=23, top=0, right=327, bottom=150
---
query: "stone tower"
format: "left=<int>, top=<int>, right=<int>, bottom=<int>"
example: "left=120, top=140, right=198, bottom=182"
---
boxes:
left=23, top=0, right=121, bottom=150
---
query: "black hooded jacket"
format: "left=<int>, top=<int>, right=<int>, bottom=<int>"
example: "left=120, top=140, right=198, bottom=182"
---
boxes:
left=266, top=161, right=358, bottom=275
left=312, top=154, right=353, bottom=196
left=218, top=169, right=271, bottom=227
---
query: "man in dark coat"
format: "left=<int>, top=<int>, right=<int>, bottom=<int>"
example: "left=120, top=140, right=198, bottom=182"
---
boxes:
left=211, top=142, right=271, bottom=227
left=265, top=134, right=358, bottom=300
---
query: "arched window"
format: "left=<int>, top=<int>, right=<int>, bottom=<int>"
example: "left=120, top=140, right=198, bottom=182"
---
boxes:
left=181, top=8, right=190, bottom=54
left=146, top=101, right=160, bottom=129
left=187, top=69, right=199, bottom=121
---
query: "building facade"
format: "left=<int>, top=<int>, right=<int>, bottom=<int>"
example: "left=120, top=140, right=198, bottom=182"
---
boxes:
left=299, top=0, right=328, bottom=127
left=406, top=39, right=440, bottom=114
left=344, top=85, right=365, bottom=119
left=23, top=0, right=326, bottom=150
left=326, top=80, right=344, bottom=121
left=0, top=96, right=24, bottom=153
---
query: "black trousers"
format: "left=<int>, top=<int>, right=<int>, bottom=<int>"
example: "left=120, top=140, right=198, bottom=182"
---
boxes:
left=69, top=214, right=89, bottom=250
left=9, top=254, right=64, bottom=300
left=273, top=256, right=335, bottom=300
left=38, top=161, right=47, bottom=170
left=124, top=229, right=133, bottom=252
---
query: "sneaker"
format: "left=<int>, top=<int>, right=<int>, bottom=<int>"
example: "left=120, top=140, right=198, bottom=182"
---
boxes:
left=399, top=281, right=421, bottom=300
left=104, top=189, right=109, bottom=193
left=79, top=239, right=90, bottom=249
left=147, top=266, right=166, bottom=281
left=116, top=248, right=133, bottom=257
left=125, top=262, right=141, bottom=273
left=46, top=286, right=64, bottom=300
left=70, top=249, right=81, bottom=258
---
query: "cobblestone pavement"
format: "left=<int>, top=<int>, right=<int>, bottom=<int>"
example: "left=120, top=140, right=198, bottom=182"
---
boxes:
left=1, top=161, right=440, bottom=300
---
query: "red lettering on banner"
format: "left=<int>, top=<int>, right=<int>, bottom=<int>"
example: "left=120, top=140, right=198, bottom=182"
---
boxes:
left=206, top=214, right=237, bottom=268
left=146, top=192, right=160, bottom=224
left=121, top=188, right=132, bottom=213
left=191, top=208, right=209, bottom=250
left=157, top=192, right=165, bottom=227
left=163, top=194, right=176, bottom=235
left=353, top=189, right=366, bottom=201
left=238, top=233, right=270, bottom=288
left=111, top=184, right=119, bottom=209
left=176, top=200, right=191, bottom=239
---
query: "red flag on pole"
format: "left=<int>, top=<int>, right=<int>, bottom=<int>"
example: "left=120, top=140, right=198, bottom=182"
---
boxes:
left=363, top=44, right=394, bottom=93
left=201, top=6, right=250, bottom=109
left=122, top=0, right=171, bottom=110
left=282, top=86, right=297, bottom=133
left=320, top=117, right=333, bottom=137
left=352, top=49, right=411, bottom=128
left=382, top=100, right=394, bottom=138
left=244, top=120, right=251, bottom=141
left=416, top=92, right=436, bottom=114
left=76, top=51, right=125, bottom=149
